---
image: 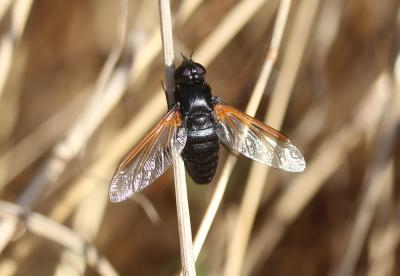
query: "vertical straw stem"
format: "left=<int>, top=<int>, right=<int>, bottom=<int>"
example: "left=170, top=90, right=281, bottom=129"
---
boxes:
left=158, top=0, right=175, bottom=108
left=173, top=149, right=196, bottom=276
left=158, top=0, right=196, bottom=275
left=223, top=1, right=294, bottom=275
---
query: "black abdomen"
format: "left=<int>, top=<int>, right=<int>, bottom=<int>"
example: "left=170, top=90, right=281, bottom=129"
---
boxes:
left=182, top=113, right=220, bottom=184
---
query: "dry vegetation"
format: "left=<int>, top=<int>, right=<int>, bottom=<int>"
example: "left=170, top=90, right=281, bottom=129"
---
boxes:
left=0, top=0, right=399, bottom=275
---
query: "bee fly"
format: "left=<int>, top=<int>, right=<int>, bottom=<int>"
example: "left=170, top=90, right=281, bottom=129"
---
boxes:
left=109, top=56, right=306, bottom=202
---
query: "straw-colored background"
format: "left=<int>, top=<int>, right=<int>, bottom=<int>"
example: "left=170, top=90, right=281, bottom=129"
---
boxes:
left=0, top=0, right=399, bottom=275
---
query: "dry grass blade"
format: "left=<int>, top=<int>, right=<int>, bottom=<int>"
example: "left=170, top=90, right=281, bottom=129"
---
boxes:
left=367, top=213, right=400, bottom=276
left=89, top=0, right=128, bottom=100
left=54, top=177, right=109, bottom=275
left=245, top=0, right=291, bottom=115
left=191, top=154, right=237, bottom=262
left=0, top=25, right=43, bottom=248
left=0, top=0, right=13, bottom=22
left=0, top=200, right=118, bottom=276
left=190, top=0, right=288, bottom=267
left=174, top=0, right=204, bottom=25
left=0, top=0, right=32, bottom=99
left=193, top=0, right=269, bottom=65
left=224, top=0, right=320, bottom=274
left=159, top=0, right=195, bottom=274
left=158, top=0, right=175, bottom=105
left=367, top=161, right=399, bottom=276
left=131, top=193, right=161, bottom=225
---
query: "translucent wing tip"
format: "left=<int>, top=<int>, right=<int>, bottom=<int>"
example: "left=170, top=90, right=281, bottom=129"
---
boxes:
left=282, top=156, right=306, bottom=172
left=109, top=171, right=134, bottom=203
left=109, top=190, right=124, bottom=203
left=278, top=143, right=306, bottom=172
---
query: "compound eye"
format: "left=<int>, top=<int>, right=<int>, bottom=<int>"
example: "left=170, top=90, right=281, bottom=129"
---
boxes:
left=182, top=68, right=192, bottom=77
left=193, top=63, right=206, bottom=75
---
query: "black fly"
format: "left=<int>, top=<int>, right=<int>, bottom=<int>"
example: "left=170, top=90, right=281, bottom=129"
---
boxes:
left=109, top=56, right=305, bottom=202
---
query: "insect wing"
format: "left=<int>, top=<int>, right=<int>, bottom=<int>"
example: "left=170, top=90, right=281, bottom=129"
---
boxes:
left=109, top=105, right=187, bottom=202
left=213, top=99, right=305, bottom=172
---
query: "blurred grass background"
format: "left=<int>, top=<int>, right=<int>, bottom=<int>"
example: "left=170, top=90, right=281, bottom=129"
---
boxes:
left=0, top=0, right=399, bottom=275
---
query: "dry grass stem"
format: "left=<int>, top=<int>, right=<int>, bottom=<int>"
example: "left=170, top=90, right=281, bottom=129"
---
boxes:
left=0, top=0, right=32, bottom=99
left=132, top=193, right=161, bottom=225
left=0, top=200, right=118, bottom=276
left=0, top=0, right=13, bottom=22
left=245, top=0, right=291, bottom=115
left=223, top=0, right=319, bottom=274
left=172, top=152, right=195, bottom=276
left=158, top=0, right=175, bottom=106
left=159, top=0, right=195, bottom=275
left=89, top=0, right=128, bottom=101
left=366, top=161, right=398, bottom=276
left=55, top=184, right=109, bottom=276
left=174, top=0, right=204, bottom=26
left=193, top=0, right=270, bottom=65
left=191, top=154, right=238, bottom=262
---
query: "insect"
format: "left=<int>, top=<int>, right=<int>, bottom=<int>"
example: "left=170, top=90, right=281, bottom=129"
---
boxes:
left=109, top=56, right=306, bottom=202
